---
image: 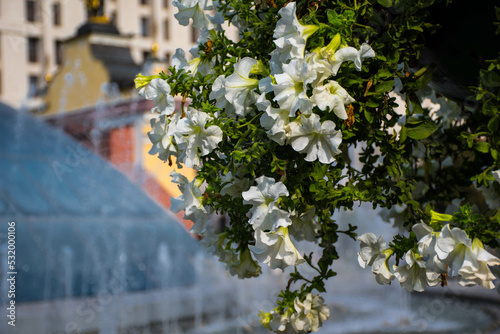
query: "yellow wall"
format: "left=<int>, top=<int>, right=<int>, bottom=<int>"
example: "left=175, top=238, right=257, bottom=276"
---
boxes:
left=43, top=36, right=133, bottom=115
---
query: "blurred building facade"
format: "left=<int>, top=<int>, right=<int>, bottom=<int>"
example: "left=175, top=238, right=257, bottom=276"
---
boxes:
left=0, top=0, right=203, bottom=109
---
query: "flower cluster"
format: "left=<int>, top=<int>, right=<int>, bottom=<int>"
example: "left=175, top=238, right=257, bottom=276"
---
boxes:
left=358, top=220, right=500, bottom=292
left=260, top=293, right=330, bottom=334
left=135, top=0, right=500, bottom=332
left=137, top=1, right=373, bottom=277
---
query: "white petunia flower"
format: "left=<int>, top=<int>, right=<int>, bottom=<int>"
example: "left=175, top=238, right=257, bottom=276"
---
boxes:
left=228, top=247, right=262, bottom=279
left=412, top=222, right=447, bottom=273
left=172, top=48, right=214, bottom=76
left=304, top=51, right=333, bottom=87
left=289, top=207, right=319, bottom=242
left=331, top=43, right=375, bottom=75
left=288, top=113, right=342, bottom=164
left=220, top=171, right=251, bottom=198
left=458, top=239, right=500, bottom=289
left=493, top=170, right=500, bottom=184
left=242, top=175, right=292, bottom=231
left=394, top=250, right=441, bottom=292
left=176, top=107, right=223, bottom=168
left=257, top=93, right=290, bottom=145
left=436, top=225, right=500, bottom=289
left=273, top=2, right=319, bottom=61
left=141, top=78, right=176, bottom=115
left=357, top=233, right=387, bottom=269
left=209, top=75, right=236, bottom=117
left=269, top=309, right=295, bottom=333
left=435, top=224, right=473, bottom=276
left=311, top=81, right=355, bottom=120
left=372, top=252, right=395, bottom=285
left=224, top=57, right=260, bottom=117
left=210, top=232, right=240, bottom=265
left=199, top=226, right=218, bottom=252
left=170, top=171, right=210, bottom=235
left=250, top=227, right=305, bottom=270
left=291, top=293, right=330, bottom=333
left=173, top=0, right=216, bottom=30
left=148, top=114, right=183, bottom=165
left=313, top=33, right=341, bottom=64
left=273, top=58, right=315, bottom=116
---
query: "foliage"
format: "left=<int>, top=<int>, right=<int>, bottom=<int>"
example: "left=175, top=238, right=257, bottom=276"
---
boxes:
left=136, top=0, right=500, bottom=332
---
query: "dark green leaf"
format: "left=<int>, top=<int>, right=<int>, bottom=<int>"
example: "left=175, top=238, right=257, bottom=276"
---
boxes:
left=406, top=121, right=438, bottom=140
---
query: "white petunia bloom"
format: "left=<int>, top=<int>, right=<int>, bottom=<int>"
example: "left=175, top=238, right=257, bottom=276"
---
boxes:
left=269, top=309, right=295, bottom=333
left=357, top=233, right=387, bottom=269
left=170, top=171, right=210, bottom=235
left=288, top=113, right=342, bottom=164
left=141, top=78, right=176, bottom=115
left=304, top=51, right=333, bottom=87
left=224, top=57, right=260, bottom=117
left=372, top=252, right=395, bottom=285
left=436, top=225, right=500, bottom=289
left=289, top=207, right=319, bottom=242
left=242, top=175, right=292, bottom=231
left=173, top=0, right=216, bottom=30
left=220, top=171, right=251, bottom=198
left=331, top=43, right=375, bottom=75
left=210, top=232, right=240, bottom=266
left=171, top=48, right=214, bottom=76
left=312, top=81, right=355, bottom=120
left=435, top=224, right=473, bottom=276
left=228, top=247, right=262, bottom=279
left=257, top=94, right=290, bottom=145
left=458, top=239, right=500, bottom=289
left=291, top=293, right=330, bottom=333
left=147, top=114, right=183, bottom=165
left=273, top=59, right=316, bottom=116
left=250, top=227, right=305, bottom=270
left=493, top=169, right=500, bottom=184
left=209, top=75, right=236, bottom=117
left=273, top=2, right=319, bottom=61
left=412, top=222, right=447, bottom=273
left=394, top=250, right=441, bottom=292
left=176, top=107, right=223, bottom=168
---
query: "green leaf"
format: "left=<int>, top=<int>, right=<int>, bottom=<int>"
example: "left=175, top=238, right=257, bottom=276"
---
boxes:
left=406, top=121, right=438, bottom=140
left=375, top=80, right=395, bottom=93
left=409, top=93, right=424, bottom=114
left=400, top=125, right=408, bottom=142
left=491, top=148, right=498, bottom=160
left=430, top=210, right=453, bottom=224
left=474, top=142, right=490, bottom=153
left=364, top=109, right=374, bottom=123
left=488, top=115, right=499, bottom=132
left=377, top=0, right=394, bottom=8
left=414, top=65, right=434, bottom=89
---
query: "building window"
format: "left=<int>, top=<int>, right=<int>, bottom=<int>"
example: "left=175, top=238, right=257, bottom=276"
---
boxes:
left=163, top=19, right=169, bottom=40
left=55, top=40, right=63, bottom=65
left=163, top=0, right=169, bottom=8
left=28, top=75, right=38, bottom=97
left=191, top=27, right=200, bottom=43
left=140, top=0, right=148, bottom=5
left=143, top=50, right=151, bottom=62
left=28, top=37, right=39, bottom=63
left=165, top=52, right=171, bottom=65
left=140, top=17, right=151, bottom=37
left=52, top=3, right=61, bottom=26
left=26, top=1, right=37, bottom=22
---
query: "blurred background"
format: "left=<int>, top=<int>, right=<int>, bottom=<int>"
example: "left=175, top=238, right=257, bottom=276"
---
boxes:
left=0, top=1, right=499, bottom=333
